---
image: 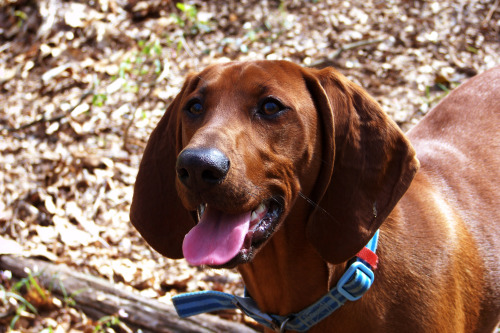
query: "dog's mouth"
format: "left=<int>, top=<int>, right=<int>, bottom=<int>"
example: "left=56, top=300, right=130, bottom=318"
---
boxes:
left=181, top=198, right=283, bottom=268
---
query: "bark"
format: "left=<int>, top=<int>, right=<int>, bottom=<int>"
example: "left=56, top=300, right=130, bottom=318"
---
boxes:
left=0, top=255, right=257, bottom=333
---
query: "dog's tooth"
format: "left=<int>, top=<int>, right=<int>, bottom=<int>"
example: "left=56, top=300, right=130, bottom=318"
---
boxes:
left=255, top=203, right=266, bottom=215
left=199, top=204, right=206, bottom=216
left=251, top=210, right=259, bottom=222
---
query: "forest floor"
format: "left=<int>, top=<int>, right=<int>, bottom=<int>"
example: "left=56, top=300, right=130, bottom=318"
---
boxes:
left=0, top=0, right=499, bottom=331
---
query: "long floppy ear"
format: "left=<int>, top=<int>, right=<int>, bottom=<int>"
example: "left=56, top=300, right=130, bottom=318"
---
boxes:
left=303, top=67, right=419, bottom=264
left=130, top=77, right=196, bottom=259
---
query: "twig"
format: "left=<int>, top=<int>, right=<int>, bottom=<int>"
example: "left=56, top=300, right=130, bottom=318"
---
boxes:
left=3, top=90, right=94, bottom=133
left=122, top=80, right=157, bottom=153
left=482, top=0, right=499, bottom=26
left=37, top=0, right=58, bottom=41
left=309, top=37, right=386, bottom=68
left=122, top=105, right=140, bottom=154
left=0, top=42, right=11, bottom=53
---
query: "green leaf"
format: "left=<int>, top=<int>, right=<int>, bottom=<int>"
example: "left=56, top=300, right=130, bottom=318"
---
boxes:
left=466, top=45, right=478, bottom=54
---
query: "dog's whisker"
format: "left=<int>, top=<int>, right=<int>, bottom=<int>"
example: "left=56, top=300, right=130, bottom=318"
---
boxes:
left=298, top=192, right=340, bottom=225
left=298, top=192, right=318, bottom=208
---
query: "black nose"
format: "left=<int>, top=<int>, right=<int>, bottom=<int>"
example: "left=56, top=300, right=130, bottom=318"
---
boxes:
left=176, top=148, right=230, bottom=189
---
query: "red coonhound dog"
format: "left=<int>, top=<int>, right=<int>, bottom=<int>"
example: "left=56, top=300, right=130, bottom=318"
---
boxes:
left=130, top=61, right=500, bottom=332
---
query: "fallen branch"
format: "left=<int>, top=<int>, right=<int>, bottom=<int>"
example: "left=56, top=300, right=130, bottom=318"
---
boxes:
left=309, top=38, right=386, bottom=68
left=0, top=255, right=257, bottom=333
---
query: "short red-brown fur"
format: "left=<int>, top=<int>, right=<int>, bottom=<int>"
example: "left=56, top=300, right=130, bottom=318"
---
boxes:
left=131, top=61, right=500, bottom=332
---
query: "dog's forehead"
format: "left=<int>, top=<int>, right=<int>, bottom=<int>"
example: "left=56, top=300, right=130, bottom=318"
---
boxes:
left=197, top=61, right=306, bottom=96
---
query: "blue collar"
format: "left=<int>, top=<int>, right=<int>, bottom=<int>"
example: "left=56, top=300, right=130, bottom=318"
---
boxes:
left=172, top=230, right=379, bottom=332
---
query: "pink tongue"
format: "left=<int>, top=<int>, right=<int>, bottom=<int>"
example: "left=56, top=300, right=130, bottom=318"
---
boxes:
left=182, top=206, right=251, bottom=266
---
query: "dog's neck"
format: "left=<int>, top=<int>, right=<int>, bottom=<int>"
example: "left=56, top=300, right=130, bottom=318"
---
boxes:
left=238, top=200, right=332, bottom=317
left=236, top=198, right=386, bottom=332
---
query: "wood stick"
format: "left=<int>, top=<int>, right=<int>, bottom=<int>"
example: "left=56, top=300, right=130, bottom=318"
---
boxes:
left=0, top=255, right=257, bottom=333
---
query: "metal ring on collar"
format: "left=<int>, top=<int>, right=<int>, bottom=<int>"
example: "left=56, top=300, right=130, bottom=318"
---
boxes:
left=280, top=316, right=291, bottom=332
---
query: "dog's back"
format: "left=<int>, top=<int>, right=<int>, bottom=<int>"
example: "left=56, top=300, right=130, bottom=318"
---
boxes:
left=406, top=66, right=500, bottom=331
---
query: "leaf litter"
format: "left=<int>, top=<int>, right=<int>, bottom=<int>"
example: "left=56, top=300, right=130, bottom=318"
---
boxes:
left=0, top=0, right=498, bottom=331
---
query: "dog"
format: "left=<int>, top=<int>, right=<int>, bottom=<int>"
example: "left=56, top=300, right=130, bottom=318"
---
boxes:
left=130, top=61, right=500, bottom=332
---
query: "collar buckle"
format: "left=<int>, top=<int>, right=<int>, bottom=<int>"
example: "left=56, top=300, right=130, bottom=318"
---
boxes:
left=336, top=261, right=375, bottom=301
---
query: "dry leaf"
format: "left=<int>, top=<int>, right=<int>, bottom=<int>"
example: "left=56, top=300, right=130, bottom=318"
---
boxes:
left=0, top=236, right=23, bottom=255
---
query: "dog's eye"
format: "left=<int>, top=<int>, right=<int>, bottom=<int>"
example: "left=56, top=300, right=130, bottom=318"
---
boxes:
left=186, top=101, right=203, bottom=116
left=262, top=102, right=280, bottom=115
left=259, top=98, right=286, bottom=117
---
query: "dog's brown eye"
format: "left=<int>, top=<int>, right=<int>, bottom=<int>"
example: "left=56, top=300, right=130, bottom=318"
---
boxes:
left=259, top=98, right=286, bottom=117
left=187, top=101, right=203, bottom=115
left=262, top=102, right=279, bottom=115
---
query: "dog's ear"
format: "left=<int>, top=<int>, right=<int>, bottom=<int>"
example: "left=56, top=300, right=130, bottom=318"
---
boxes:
left=302, top=67, right=419, bottom=264
left=130, top=76, right=197, bottom=259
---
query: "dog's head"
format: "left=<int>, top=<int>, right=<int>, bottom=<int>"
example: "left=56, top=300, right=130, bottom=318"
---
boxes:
left=130, top=61, right=419, bottom=267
